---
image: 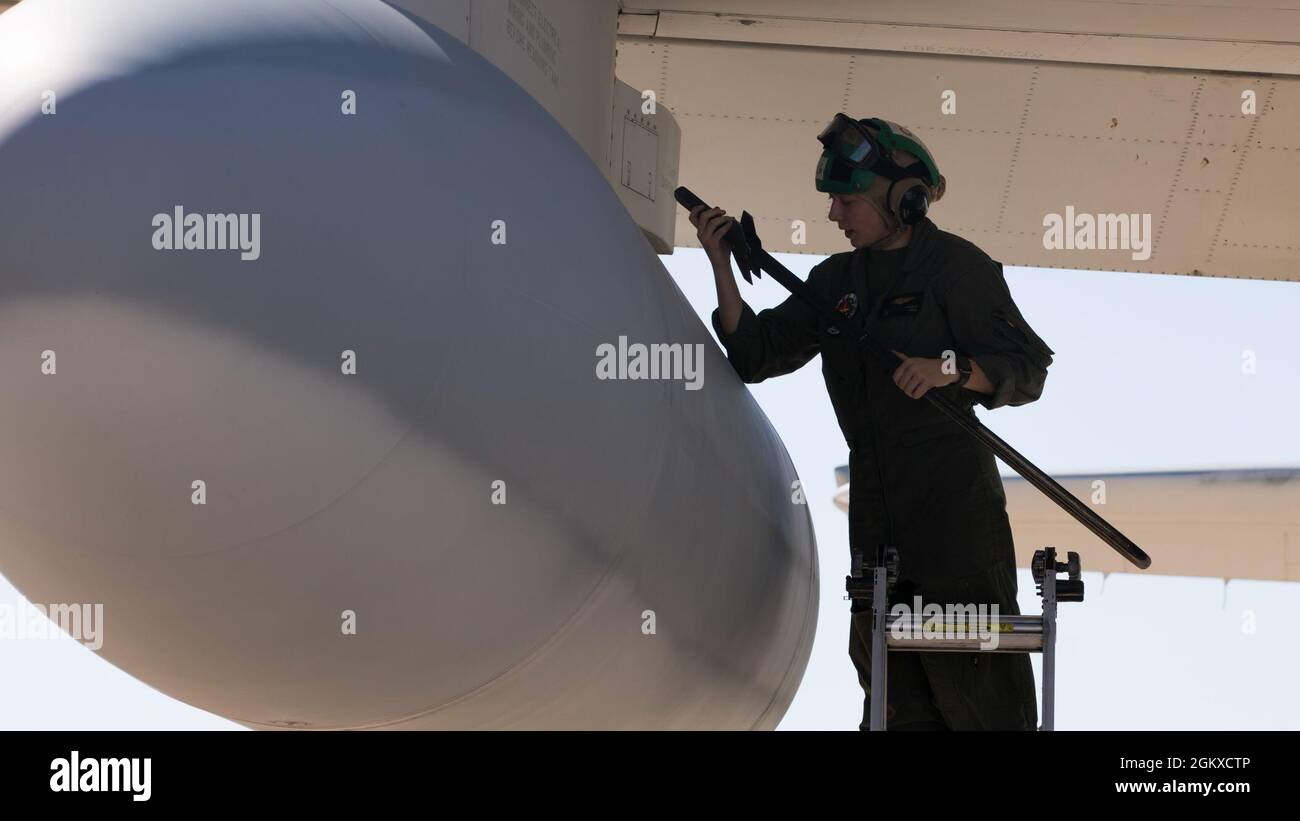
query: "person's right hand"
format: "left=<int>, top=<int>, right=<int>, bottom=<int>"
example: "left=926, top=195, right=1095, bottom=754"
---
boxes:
left=689, top=205, right=735, bottom=269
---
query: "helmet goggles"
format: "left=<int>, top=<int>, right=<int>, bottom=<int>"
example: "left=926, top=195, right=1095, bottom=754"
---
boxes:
left=814, top=113, right=940, bottom=195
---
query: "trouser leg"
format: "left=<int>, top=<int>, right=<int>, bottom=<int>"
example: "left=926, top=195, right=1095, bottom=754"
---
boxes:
left=848, top=606, right=950, bottom=731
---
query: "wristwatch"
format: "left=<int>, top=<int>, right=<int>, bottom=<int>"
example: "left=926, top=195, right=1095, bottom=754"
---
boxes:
left=954, top=355, right=973, bottom=388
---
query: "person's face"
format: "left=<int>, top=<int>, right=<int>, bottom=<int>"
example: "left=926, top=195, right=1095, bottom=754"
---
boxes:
left=827, top=191, right=890, bottom=249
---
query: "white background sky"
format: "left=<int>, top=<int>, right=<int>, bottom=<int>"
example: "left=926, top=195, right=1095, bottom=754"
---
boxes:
left=1, top=247, right=1297, bottom=730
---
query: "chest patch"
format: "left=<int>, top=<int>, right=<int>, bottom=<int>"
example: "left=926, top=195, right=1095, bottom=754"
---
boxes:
left=834, top=292, right=859, bottom=319
left=881, top=291, right=924, bottom=318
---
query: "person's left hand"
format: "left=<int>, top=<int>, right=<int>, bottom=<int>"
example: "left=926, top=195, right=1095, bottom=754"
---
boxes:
left=890, top=350, right=957, bottom=399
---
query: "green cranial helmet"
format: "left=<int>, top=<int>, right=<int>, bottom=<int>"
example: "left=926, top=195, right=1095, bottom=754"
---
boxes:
left=814, top=115, right=941, bottom=192
left=814, top=115, right=943, bottom=222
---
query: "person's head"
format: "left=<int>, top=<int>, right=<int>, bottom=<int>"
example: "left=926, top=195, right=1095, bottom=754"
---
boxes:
left=816, top=116, right=945, bottom=249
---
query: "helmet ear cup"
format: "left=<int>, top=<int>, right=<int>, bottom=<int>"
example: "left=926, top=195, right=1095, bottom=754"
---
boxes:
left=888, top=177, right=930, bottom=225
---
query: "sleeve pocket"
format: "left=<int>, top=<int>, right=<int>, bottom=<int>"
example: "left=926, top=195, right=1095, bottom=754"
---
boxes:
left=991, top=302, right=1054, bottom=371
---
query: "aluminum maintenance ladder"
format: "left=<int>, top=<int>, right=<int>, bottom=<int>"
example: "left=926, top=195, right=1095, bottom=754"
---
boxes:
left=846, top=546, right=1084, bottom=731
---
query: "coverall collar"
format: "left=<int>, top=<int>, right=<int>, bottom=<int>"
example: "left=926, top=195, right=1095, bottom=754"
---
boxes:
left=856, top=216, right=938, bottom=274
left=898, top=216, right=938, bottom=272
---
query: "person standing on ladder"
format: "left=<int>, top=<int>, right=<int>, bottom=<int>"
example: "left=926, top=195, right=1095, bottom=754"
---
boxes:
left=690, top=114, right=1055, bottom=730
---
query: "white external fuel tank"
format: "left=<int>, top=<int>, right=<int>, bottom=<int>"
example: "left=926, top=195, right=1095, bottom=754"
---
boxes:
left=0, top=0, right=816, bottom=729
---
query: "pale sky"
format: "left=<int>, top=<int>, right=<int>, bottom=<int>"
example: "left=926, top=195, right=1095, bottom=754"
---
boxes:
left=1, top=247, right=1297, bottom=730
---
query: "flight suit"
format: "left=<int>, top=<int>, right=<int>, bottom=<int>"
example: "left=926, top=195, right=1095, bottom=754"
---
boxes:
left=710, top=216, right=1054, bottom=730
